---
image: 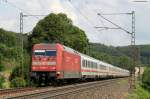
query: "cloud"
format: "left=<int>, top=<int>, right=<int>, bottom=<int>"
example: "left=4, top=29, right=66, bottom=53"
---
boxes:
left=0, top=0, right=149, bottom=46
left=49, top=0, right=64, bottom=13
left=47, top=0, right=78, bottom=24
left=0, top=17, right=17, bottom=31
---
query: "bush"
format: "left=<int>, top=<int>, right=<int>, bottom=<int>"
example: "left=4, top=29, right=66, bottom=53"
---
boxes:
left=128, top=84, right=150, bottom=99
left=10, top=77, right=26, bottom=88
left=0, top=76, right=5, bottom=88
left=0, top=64, right=4, bottom=71
left=142, top=67, right=150, bottom=91
left=0, top=55, right=4, bottom=71
left=9, top=66, right=22, bottom=81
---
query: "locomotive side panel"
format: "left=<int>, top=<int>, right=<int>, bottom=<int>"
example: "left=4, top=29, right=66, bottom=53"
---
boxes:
left=62, top=51, right=81, bottom=79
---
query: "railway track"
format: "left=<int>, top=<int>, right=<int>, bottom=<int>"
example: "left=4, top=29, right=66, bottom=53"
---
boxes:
left=0, top=87, right=35, bottom=96
left=0, top=86, right=55, bottom=98
left=4, top=78, right=125, bottom=99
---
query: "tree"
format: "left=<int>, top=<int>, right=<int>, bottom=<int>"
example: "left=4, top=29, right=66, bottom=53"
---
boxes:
left=117, top=56, right=134, bottom=71
left=142, top=67, right=150, bottom=91
left=0, top=54, right=4, bottom=71
left=29, top=13, right=89, bottom=53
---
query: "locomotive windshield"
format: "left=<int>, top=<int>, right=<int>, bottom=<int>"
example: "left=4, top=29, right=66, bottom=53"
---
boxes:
left=45, top=50, right=56, bottom=56
left=34, top=50, right=45, bottom=56
left=34, top=50, right=56, bottom=56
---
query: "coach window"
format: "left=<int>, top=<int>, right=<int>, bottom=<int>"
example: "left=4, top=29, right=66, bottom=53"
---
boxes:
left=90, top=61, right=92, bottom=68
left=91, top=62, right=93, bottom=68
left=93, top=62, right=94, bottom=68
left=85, top=60, right=86, bottom=67
left=95, top=63, right=98, bottom=69
left=89, top=61, right=91, bottom=68
left=86, top=60, right=87, bottom=67
left=87, top=60, right=88, bottom=67
left=88, top=61, right=90, bottom=67
left=82, top=60, right=84, bottom=67
left=93, top=63, right=95, bottom=67
left=100, top=65, right=106, bottom=70
left=84, top=60, right=85, bottom=67
left=94, top=63, right=96, bottom=69
left=87, top=60, right=88, bottom=68
left=84, top=60, right=86, bottom=67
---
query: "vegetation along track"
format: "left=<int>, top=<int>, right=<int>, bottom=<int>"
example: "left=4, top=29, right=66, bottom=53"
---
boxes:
left=4, top=78, right=127, bottom=99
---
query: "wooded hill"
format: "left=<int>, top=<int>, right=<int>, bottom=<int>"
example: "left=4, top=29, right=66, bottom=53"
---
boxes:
left=90, top=43, right=150, bottom=66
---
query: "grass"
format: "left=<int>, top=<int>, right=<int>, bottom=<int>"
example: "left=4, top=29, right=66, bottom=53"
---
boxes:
left=117, top=78, right=128, bottom=85
left=128, top=83, right=150, bottom=99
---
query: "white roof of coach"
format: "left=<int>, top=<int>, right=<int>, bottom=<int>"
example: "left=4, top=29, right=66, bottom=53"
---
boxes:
left=63, top=45, right=80, bottom=55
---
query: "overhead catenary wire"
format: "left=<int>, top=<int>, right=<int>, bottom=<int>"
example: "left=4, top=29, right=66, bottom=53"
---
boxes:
left=1, top=0, right=40, bottom=19
left=76, top=1, right=110, bottom=32
left=67, top=0, right=100, bottom=34
left=97, top=13, right=132, bottom=34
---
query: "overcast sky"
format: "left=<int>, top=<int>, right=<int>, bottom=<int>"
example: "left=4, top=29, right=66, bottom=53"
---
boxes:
left=0, top=0, right=150, bottom=46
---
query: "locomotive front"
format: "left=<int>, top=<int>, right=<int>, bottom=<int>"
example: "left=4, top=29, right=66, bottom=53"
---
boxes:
left=30, top=43, right=59, bottom=84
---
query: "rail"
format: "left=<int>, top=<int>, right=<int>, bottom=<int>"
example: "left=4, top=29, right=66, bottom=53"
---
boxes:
left=5, top=78, right=125, bottom=99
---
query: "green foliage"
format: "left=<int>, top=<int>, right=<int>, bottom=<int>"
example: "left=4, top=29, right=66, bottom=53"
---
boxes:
left=117, top=45, right=150, bottom=65
left=29, top=13, right=89, bottom=53
left=117, top=56, right=134, bottom=71
left=90, top=43, right=124, bottom=56
left=0, top=64, right=4, bottom=71
left=0, top=28, right=23, bottom=73
left=0, top=28, right=17, bottom=47
left=142, top=67, right=150, bottom=91
left=22, top=51, right=30, bottom=85
left=9, top=51, right=30, bottom=86
left=10, top=77, right=26, bottom=88
left=128, top=84, right=150, bottom=99
left=9, top=66, right=22, bottom=81
left=0, top=76, right=5, bottom=88
left=128, top=67, right=150, bottom=99
left=89, top=51, right=113, bottom=64
left=0, top=55, right=4, bottom=71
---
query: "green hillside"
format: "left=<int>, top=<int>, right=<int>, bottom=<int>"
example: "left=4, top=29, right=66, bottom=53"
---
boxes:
left=90, top=43, right=150, bottom=66
left=116, top=45, right=150, bottom=65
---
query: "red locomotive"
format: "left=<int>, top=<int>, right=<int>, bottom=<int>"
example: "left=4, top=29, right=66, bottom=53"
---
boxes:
left=30, top=43, right=129, bottom=85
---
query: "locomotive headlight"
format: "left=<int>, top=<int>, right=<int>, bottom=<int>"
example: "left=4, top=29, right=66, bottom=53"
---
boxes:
left=57, top=72, right=60, bottom=74
left=56, top=72, right=61, bottom=77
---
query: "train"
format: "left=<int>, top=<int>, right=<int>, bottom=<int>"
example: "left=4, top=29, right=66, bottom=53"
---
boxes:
left=30, top=43, right=130, bottom=85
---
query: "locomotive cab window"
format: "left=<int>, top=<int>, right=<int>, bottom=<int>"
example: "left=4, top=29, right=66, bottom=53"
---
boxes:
left=34, top=50, right=45, bottom=56
left=46, top=50, right=56, bottom=56
left=34, top=50, right=56, bottom=56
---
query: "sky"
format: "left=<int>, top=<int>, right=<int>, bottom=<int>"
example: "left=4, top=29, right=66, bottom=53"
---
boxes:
left=0, top=0, right=150, bottom=46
